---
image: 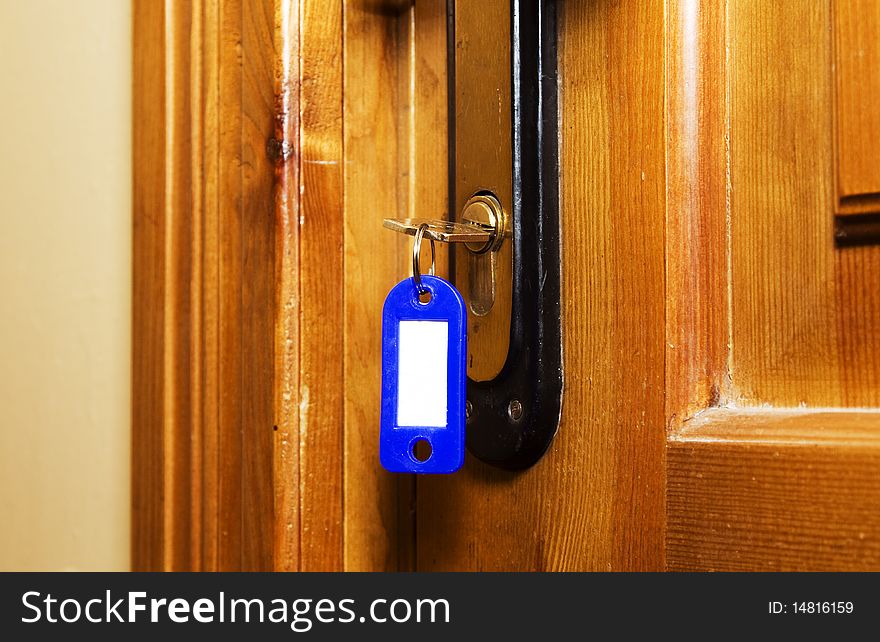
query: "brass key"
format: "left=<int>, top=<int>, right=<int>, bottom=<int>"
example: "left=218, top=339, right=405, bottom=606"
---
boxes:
left=384, top=193, right=507, bottom=319
left=382, top=218, right=493, bottom=244
left=383, top=194, right=506, bottom=254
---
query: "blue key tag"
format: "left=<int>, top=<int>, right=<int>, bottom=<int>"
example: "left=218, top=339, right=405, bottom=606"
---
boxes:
left=380, top=270, right=466, bottom=474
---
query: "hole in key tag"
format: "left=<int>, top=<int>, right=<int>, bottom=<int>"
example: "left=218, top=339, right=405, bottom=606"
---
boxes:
left=380, top=230, right=466, bottom=473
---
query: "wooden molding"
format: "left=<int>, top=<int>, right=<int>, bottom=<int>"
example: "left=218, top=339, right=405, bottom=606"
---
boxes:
left=833, top=0, right=880, bottom=212
left=133, top=0, right=287, bottom=571
left=664, top=1, right=880, bottom=570
left=133, top=0, right=434, bottom=571
left=832, top=0, right=880, bottom=242
left=668, top=409, right=880, bottom=571
left=664, top=0, right=730, bottom=426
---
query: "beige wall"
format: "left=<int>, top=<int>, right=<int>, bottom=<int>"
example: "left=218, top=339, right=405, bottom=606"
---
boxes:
left=0, top=0, right=131, bottom=570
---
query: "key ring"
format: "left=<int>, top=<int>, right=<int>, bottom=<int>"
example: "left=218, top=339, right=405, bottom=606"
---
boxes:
left=411, top=222, right=435, bottom=294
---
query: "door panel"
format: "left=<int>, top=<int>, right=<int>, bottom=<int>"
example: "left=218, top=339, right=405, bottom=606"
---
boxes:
left=835, top=0, right=880, bottom=205
left=668, top=410, right=880, bottom=571
left=667, top=0, right=880, bottom=571
left=729, top=0, right=880, bottom=407
left=133, top=0, right=279, bottom=571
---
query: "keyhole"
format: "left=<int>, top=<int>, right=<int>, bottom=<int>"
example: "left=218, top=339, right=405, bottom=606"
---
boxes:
left=412, top=439, right=432, bottom=462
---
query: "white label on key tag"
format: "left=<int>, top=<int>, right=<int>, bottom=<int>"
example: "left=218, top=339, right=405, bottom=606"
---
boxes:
left=396, top=320, right=448, bottom=427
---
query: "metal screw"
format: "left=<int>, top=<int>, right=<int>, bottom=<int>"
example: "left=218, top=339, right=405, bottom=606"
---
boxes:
left=507, top=399, right=523, bottom=422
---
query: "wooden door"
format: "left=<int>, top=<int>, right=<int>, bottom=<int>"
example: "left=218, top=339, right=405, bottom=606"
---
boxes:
left=133, top=0, right=880, bottom=571
left=664, top=0, right=880, bottom=570
left=418, top=0, right=880, bottom=572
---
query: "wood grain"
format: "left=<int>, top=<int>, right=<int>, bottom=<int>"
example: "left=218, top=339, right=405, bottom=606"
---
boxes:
left=668, top=409, right=880, bottom=571
left=132, top=0, right=236, bottom=571
left=342, top=0, right=410, bottom=571
left=214, top=0, right=245, bottom=571
left=132, top=0, right=167, bottom=572
left=834, top=0, right=880, bottom=206
left=271, top=0, right=302, bottom=573
left=665, top=0, right=730, bottom=425
left=239, top=0, right=278, bottom=574
left=198, top=0, right=222, bottom=571
left=133, top=0, right=300, bottom=571
left=133, top=2, right=274, bottom=570
left=410, top=1, right=448, bottom=231
left=132, top=0, right=208, bottom=572
left=169, top=0, right=197, bottom=571
left=297, top=0, right=345, bottom=572
left=416, top=0, right=667, bottom=571
left=728, top=0, right=880, bottom=407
